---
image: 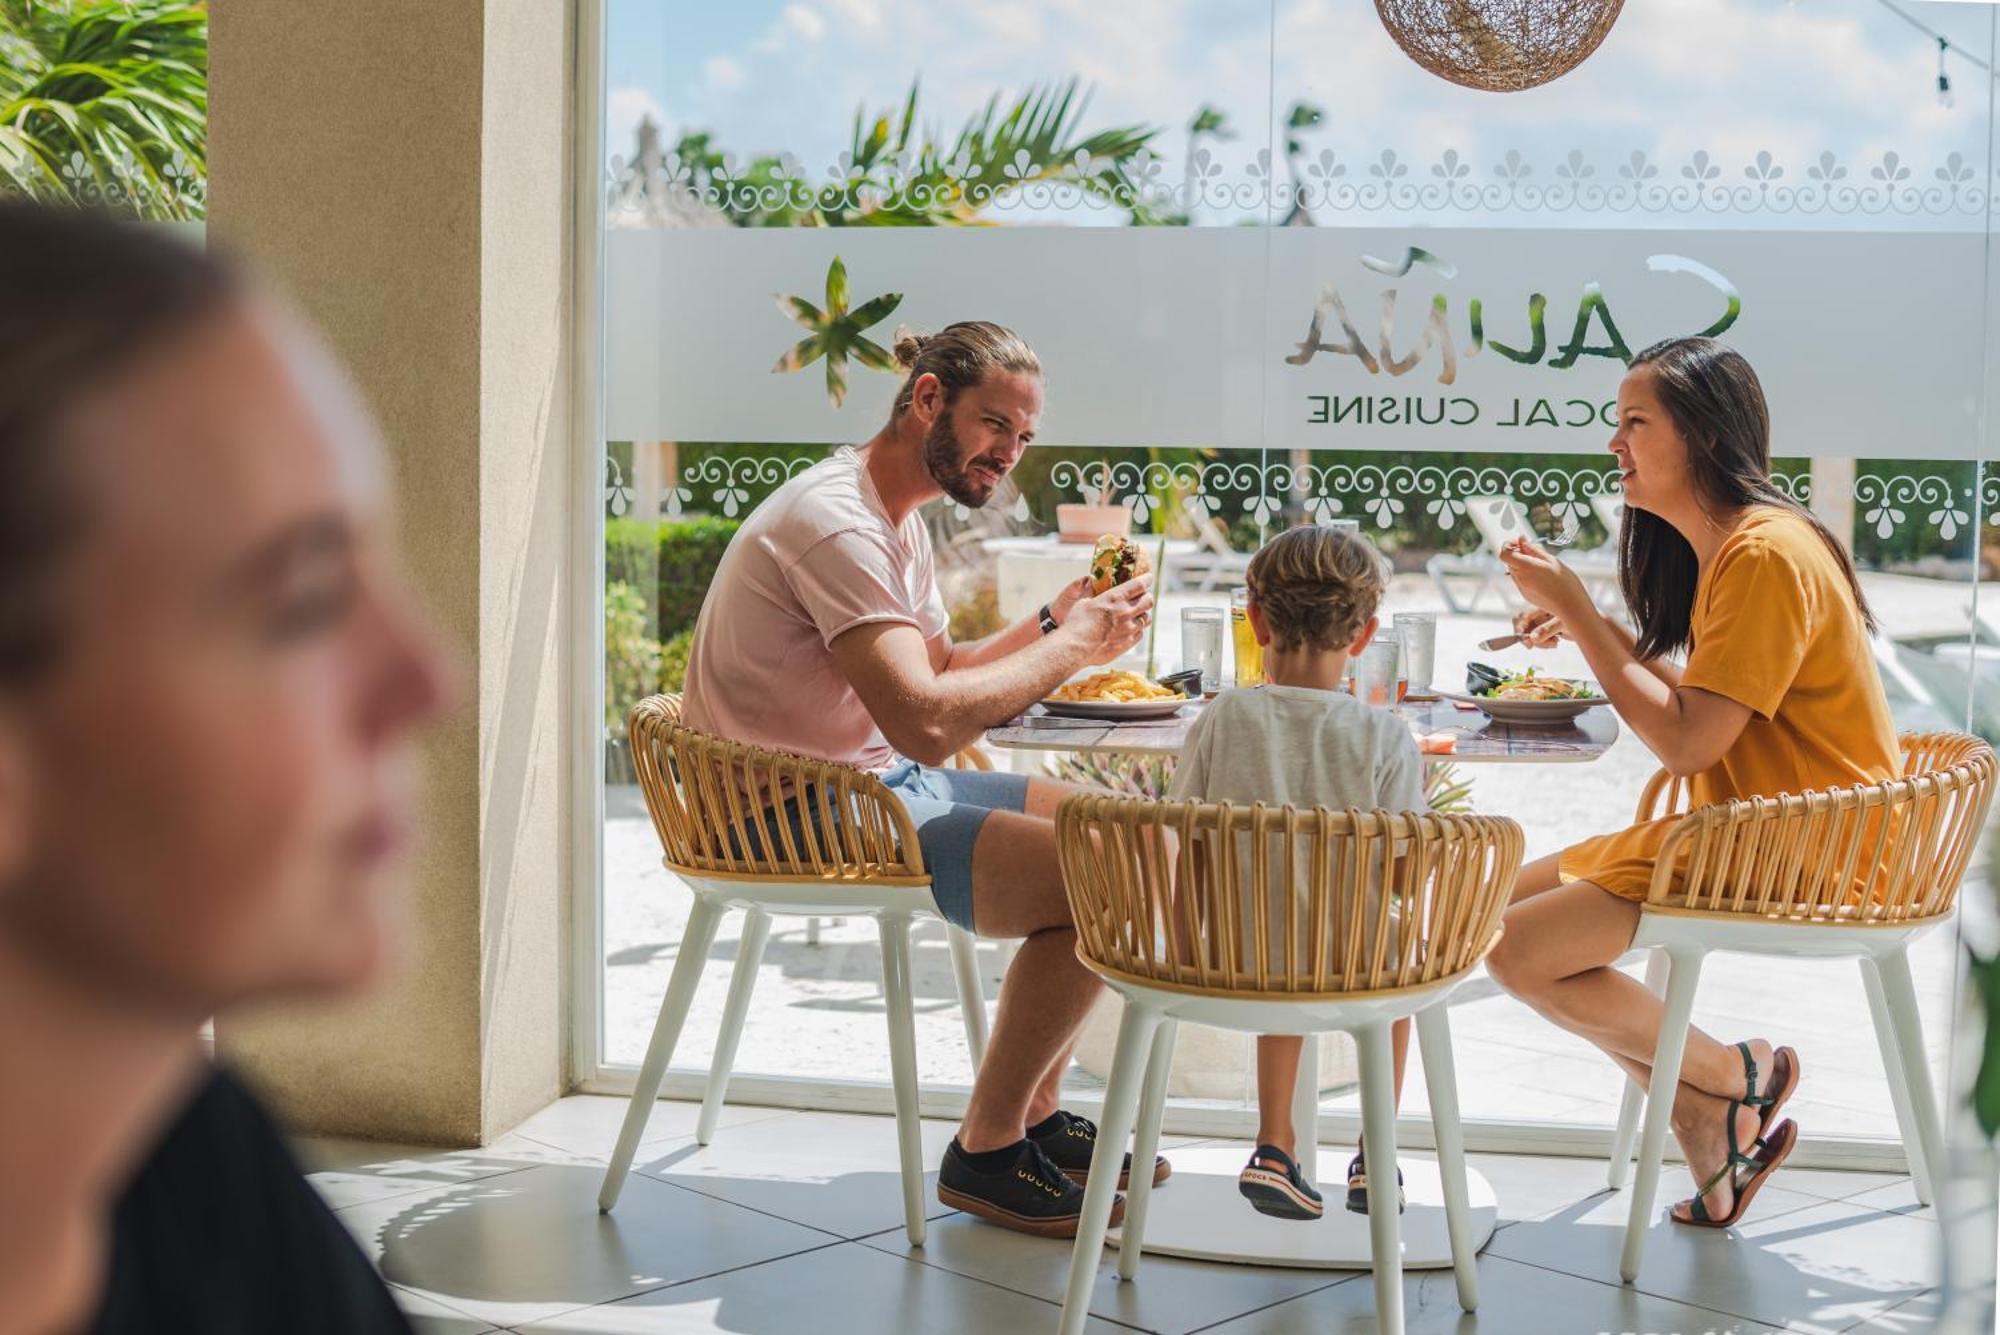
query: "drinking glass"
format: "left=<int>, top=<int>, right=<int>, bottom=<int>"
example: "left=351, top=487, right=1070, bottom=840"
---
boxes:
left=1180, top=607, right=1225, bottom=694
left=1355, top=631, right=1401, bottom=707
left=1392, top=612, right=1437, bottom=694
left=1229, top=589, right=1263, bottom=687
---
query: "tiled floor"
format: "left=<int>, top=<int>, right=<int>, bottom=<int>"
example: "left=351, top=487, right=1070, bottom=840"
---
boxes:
left=305, top=1095, right=1947, bottom=1334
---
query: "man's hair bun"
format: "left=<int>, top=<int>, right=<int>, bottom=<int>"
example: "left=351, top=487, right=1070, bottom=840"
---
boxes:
left=892, top=327, right=930, bottom=369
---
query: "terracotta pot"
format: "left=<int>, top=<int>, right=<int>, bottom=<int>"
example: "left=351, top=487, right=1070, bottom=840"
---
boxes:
left=1056, top=503, right=1132, bottom=544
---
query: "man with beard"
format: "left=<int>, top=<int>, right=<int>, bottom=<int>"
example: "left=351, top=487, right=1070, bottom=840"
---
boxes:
left=681, top=320, right=1161, bottom=1236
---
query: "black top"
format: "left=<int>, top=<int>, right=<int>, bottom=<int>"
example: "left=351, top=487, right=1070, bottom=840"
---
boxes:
left=91, top=1066, right=412, bottom=1334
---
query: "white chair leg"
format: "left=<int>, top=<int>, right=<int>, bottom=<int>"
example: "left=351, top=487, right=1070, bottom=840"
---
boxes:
left=1610, top=948, right=1670, bottom=1189
left=804, top=916, right=821, bottom=946
left=945, top=925, right=989, bottom=1069
left=877, top=913, right=927, bottom=1247
left=600, top=898, right=725, bottom=1213
left=1059, top=1001, right=1161, bottom=1335
left=1116, top=1018, right=1178, bottom=1281
left=1622, top=947, right=1705, bottom=1284
left=1870, top=947, right=1946, bottom=1208
left=1357, top=1020, right=1405, bottom=1335
left=1416, top=1004, right=1478, bottom=1313
left=1861, top=954, right=1933, bottom=1201
left=697, top=908, right=771, bottom=1146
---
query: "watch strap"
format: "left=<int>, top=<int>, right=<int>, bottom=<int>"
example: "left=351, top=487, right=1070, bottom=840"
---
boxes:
left=1038, top=603, right=1060, bottom=635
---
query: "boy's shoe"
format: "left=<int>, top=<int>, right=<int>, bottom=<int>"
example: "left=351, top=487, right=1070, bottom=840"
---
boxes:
left=937, top=1137, right=1123, bottom=1238
left=1030, top=1110, right=1172, bottom=1189
left=1237, top=1145, right=1323, bottom=1220
left=1345, top=1150, right=1407, bottom=1215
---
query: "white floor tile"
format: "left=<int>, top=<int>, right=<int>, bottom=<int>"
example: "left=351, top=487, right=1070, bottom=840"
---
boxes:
left=335, top=1162, right=832, bottom=1328
left=517, top=1241, right=1130, bottom=1333
left=291, top=1099, right=1943, bottom=1334
left=301, top=1137, right=557, bottom=1210
left=632, top=1109, right=962, bottom=1240
left=862, top=1207, right=1345, bottom=1335
left=390, top=1284, right=502, bottom=1334
left=1490, top=1190, right=1938, bottom=1333
left=504, top=1094, right=790, bottom=1160
left=1196, top=1254, right=1780, bottom=1334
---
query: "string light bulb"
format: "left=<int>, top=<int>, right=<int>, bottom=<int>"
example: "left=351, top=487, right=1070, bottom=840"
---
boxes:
left=1937, top=36, right=1953, bottom=109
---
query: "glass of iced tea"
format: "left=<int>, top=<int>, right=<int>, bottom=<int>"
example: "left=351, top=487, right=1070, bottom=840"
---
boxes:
left=1230, top=588, right=1263, bottom=687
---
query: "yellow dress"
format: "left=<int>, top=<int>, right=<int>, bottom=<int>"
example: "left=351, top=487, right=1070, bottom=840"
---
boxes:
left=1558, top=508, right=1899, bottom=902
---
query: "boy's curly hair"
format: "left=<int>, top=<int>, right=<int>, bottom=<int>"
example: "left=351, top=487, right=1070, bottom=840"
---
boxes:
left=1244, top=524, right=1386, bottom=653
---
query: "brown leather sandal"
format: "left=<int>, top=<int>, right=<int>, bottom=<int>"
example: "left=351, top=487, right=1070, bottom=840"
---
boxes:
left=1675, top=1117, right=1797, bottom=1228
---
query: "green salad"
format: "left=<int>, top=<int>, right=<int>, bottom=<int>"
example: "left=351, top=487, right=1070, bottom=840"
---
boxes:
left=1481, top=668, right=1603, bottom=702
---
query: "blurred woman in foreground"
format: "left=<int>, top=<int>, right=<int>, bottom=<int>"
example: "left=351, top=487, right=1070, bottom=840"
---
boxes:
left=0, top=204, right=452, bottom=1333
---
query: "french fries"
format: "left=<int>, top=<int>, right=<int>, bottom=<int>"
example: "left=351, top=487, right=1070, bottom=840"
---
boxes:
left=1050, top=670, right=1179, bottom=703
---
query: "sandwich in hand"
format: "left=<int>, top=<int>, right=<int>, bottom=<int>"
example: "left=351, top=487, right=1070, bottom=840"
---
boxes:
left=1088, top=534, right=1151, bottom=594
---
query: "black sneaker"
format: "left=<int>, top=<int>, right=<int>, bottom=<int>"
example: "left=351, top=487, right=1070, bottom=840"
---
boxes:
left=937, top=1137, right=1122, bottom=1238
left=1345, top=1149, right=1407, bottom=1215
left=1031, top=1110, right=1172, bottom=1190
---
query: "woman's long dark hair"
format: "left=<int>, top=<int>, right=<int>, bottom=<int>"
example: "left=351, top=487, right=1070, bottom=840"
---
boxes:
left=0, top=204, right=237, bottom=684
left=1619, top=336, right=1874, bottom=661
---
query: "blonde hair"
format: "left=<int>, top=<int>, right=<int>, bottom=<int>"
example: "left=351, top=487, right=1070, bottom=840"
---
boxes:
left=1244, top=524, right=1386, bottom=653
left=890, top=320, right=1041, bottom=419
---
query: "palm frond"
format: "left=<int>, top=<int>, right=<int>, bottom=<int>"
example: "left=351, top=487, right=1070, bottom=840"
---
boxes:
left=0, top=0, right=207, bottom=219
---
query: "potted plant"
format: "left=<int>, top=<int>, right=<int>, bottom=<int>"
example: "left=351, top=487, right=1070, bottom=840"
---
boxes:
left=1056, top=458, right=1132, bottom=543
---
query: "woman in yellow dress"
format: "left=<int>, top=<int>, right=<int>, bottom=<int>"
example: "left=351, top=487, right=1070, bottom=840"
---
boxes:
left=1488, top=336, right=1899, bottom=1227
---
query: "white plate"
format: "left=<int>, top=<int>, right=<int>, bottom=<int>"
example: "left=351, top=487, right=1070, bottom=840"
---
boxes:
left=1038, top=696, right=1190, bottom=722
left=1438, top=690, right=1607, bottom=725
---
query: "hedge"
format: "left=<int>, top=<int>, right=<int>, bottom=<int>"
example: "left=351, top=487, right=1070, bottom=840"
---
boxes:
left=605, top=515, right=741, bottom=638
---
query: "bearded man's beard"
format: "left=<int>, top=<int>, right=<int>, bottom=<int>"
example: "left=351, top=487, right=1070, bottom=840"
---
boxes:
left=922, top=413, right=1006, bottom=508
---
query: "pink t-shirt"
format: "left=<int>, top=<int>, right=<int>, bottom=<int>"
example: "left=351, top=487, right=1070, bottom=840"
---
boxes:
left=683, top=447, right=948, bottom=771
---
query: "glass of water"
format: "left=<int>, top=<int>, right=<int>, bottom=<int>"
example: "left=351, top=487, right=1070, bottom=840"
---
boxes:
left=1180, top=607, right=1225, bottom=695
left=1392, top=613, right=1437, bottom=695
left=1355, top=630, right=1402, bottom=707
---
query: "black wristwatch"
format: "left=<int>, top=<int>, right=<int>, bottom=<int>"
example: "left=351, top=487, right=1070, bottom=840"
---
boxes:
left=1038, top=603, right=1060, bottom=635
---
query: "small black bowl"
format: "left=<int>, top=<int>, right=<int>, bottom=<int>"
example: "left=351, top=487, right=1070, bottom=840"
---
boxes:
left=1465, top=661, right=1505, bottom=696
left=1157, top=668, right=1205, bottom=698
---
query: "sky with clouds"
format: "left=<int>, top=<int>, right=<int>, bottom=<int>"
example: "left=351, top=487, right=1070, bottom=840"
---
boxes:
left=606, top=0, right=1998, bottom=228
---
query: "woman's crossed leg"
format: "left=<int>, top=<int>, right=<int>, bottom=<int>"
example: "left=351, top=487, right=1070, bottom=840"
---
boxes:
left=1488, top=855, right=1786, bottom=1222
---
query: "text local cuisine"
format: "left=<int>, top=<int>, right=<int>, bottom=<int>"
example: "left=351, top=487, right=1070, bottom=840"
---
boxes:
left=1051, top=670, right=1180, bottom=703
left=1482, top=668, right=1602, bottom=702
left=1089, top=534, right=1150, bottom=594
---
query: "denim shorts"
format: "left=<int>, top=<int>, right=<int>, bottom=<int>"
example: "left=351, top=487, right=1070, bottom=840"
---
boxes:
left=743, top=760, right=1029, bottom=932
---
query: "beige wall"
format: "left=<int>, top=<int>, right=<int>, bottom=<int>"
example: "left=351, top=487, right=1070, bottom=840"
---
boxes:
left=208, top=0, right=575, bottom=1144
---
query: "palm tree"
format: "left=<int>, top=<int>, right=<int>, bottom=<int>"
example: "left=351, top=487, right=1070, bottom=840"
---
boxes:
left=0, top=0, right=207, bottom=220
left=664, top=77, right=1164, bottom=228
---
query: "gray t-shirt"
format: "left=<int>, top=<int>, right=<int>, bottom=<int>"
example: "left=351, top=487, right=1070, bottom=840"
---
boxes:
left=1167, top=684, right=1428, bottom=973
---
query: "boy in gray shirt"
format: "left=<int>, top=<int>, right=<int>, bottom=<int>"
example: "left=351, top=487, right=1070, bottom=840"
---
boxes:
left=1167, top=524, right=1424, bottom=1221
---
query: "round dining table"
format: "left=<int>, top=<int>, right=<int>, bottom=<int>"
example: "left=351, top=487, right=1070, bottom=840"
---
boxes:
left=984, top=692, right=1621, bottom=1272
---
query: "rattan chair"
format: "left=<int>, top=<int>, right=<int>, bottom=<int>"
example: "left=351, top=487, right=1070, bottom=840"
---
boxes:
left=1052, top=795, right=1524, bottom=1335
left=596, top=694, right=994, bottom=1246
left=1609, top=732, right=1996, bottom=1284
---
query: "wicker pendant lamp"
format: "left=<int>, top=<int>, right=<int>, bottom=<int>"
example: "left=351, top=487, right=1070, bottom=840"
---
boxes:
left=1374, top=0, right=1625, bottom=93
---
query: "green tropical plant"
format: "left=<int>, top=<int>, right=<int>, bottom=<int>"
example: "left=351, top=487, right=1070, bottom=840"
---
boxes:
left=671, top=76, right=1164, bottom=228
left=0, top=0, right=207, bottom=219
left=604, top=579, right=662, bottom=734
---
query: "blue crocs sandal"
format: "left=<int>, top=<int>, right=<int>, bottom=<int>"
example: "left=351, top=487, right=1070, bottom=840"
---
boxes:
left=1345, top=1148, right=1407, bottom=1216
left=1237, top=1145, right=1323, bottom=1220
